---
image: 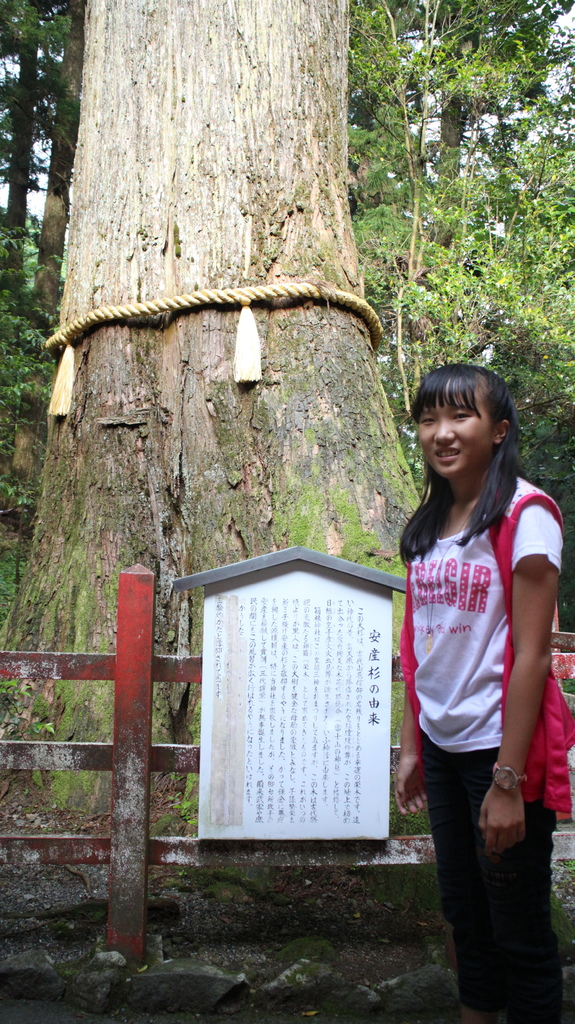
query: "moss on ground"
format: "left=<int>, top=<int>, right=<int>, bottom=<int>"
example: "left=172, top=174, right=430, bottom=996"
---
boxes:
left=277, top=936, right=336, bottom=962
left=360, top=863, right=441, bottom=914
left=551, top=889, right=575, bottom=953
left=150, top=813, right=187, bottom=838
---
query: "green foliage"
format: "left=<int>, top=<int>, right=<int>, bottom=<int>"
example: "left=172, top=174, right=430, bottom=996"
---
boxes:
left=0, top=226, right=52, bottom=494
left=350, top=0, right=575, bottom=623
left=0, top=226, right=51, bottom=628
left=0, top=545, right=21, bottom=623
left=171, top=773, right=199, bottom=829
left=0, top=0, right=70, bottom=186
left=350, top=0, right=575, bottom=391
left=0, top=677, right=54, bottom=737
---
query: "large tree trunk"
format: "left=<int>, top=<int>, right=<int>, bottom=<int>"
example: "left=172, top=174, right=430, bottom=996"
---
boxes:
left=2, top=0, right=416, bottom=808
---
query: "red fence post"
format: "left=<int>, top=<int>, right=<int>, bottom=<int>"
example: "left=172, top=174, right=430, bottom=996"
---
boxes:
left=106, top=565, right=155, bottom=960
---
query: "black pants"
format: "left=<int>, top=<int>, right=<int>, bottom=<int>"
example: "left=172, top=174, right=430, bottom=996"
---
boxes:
left=422, top=732, right=562, bottom=1023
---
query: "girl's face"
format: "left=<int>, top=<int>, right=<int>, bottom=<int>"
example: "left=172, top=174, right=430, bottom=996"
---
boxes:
left=418, top=394, right=509, bottom=488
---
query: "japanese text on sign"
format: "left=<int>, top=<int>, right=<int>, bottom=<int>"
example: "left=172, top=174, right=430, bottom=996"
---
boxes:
left=199, top=570, right=392, bottom=840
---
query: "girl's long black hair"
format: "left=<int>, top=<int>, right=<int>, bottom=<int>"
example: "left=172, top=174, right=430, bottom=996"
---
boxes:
left=400, top=364, right=520, bottom=563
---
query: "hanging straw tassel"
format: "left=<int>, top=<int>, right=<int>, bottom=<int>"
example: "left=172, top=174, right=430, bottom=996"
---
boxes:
left=48, top=343, right=76, bottom=417
left=233, top=302, right=262, bottom=383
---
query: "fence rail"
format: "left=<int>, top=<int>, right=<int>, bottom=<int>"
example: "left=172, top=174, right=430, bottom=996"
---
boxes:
left=1, top=563, right=575, bottom=960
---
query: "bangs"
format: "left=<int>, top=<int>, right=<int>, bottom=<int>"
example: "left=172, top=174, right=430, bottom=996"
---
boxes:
left=411, top=365, right=485, bottom=422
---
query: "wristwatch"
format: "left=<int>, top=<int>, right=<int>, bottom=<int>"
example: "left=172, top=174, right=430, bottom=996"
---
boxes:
left=493, top=762, right=527, bottom=790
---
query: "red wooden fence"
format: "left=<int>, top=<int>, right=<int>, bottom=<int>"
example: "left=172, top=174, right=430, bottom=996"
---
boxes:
left=1, top=564, right=574, bottom=961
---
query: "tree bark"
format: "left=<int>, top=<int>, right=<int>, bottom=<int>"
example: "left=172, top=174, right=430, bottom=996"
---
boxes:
left=5, top=46, right=37, bottom=232
left=3, top=42, right=38, bottom=275
left=435, top=94, right=462, bottom=248
left=2, top=0, right=416, bottom=805
left=4, top=2, right=86, bottom=522
left=34, top=0, right=86, bottom=316
left=60, top=0, right=361, bottom=317
left=15, top=0, right=86, bottom=493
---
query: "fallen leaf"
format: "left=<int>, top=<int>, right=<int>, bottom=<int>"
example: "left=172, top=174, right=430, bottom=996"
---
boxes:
left=353, top=912, right=361, bottom=919
left=136, top=964, right=148, bottom=973
left=301, top=1012, right=319, bottom=1017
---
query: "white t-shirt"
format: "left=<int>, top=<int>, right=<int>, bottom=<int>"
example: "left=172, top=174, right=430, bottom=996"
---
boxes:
left=411, top=496, right=562, bottom=752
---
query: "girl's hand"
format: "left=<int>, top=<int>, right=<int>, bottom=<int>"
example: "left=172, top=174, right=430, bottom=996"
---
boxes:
left=479, top=552, right=557, bottom=860
left=478, top=783, right=525, bottom=858
left=395, top=751, right=427, bottom=815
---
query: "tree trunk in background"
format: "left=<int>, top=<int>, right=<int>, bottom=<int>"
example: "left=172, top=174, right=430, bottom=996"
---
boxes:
left=3, top=0, right=416, bottom=808
left=435, top=96, right=462, bottom=248
left=1, top=40, right=41, bottom=490
left=439, top=97, right=462, bottom=169
left=34, top=0, right=86, bottom=317
left=7, top=1, right=86, bottom=512
left=4, top=43, right=37, bottom=271
left=13, top=0, right=86, bottom=490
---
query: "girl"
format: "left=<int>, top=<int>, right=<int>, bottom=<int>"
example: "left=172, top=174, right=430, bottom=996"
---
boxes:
left=395, top=363, right=575, bottom=1024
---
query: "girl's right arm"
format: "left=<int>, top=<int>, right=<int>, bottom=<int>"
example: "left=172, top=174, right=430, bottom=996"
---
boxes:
left=395, top=688, right=427, bottom=815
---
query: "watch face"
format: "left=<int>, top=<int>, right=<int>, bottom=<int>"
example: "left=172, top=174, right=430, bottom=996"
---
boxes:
left=495, top=767, right=516, bottom=789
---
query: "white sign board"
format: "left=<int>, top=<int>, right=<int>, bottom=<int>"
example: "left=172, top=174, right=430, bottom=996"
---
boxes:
left=199, top=567, right=392, bottom=840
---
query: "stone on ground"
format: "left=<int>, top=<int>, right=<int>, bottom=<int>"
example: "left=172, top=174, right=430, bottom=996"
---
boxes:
left=378, top=964, right=458, bottom=1013
left=262, top=958, right=381, bottom=1014
left=71, top=958, right=122, bottom=1013
left=0, top=949, right=66, bottom=1001
left=563, top=965, right=575, bottom=1008
left=127, top=958, right=249, bottom=1013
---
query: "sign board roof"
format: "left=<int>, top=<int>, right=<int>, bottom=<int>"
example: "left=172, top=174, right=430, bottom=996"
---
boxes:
left=173, top=546, right=406, bottom=595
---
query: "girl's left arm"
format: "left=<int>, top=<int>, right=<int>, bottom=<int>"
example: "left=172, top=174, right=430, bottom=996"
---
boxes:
left=479, top=553, right=559, bottom=858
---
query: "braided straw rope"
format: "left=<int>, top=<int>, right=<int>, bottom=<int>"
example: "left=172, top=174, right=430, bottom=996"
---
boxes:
left=45, top=282, right=383, bottom=353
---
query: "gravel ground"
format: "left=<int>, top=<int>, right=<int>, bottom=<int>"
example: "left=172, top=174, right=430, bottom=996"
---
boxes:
left=1, top=860, right=574, bottom=974
left=0, top=775, right=441, bottom=998
left=0, top=861, right=436, bottom=978
left=0, top=861, right=575, bottom=1023
left=0, top=859, right=459, bottom=1023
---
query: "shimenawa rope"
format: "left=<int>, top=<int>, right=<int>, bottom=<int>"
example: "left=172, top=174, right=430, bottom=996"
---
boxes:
left=47, top=281, right=383, bottom=416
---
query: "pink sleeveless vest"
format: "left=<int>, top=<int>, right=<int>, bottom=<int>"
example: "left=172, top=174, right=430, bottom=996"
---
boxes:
left=400, top=481, right=575, bottom=812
